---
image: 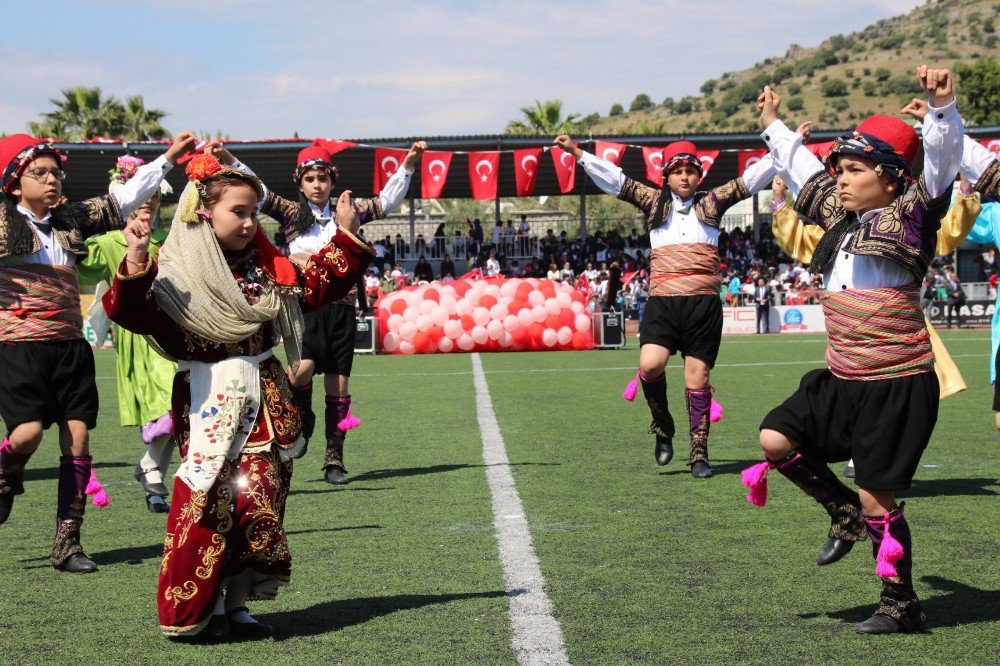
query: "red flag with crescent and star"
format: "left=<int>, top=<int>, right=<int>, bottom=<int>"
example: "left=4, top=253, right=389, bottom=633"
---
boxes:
left=421, top=151, right=452, bottom=199
left=550, top=145, right=577, bottom=194
left=737, top=148, right=768, bottom=175
left=642, top=146, right=666, bottom=186
left=468, top=151, right=500, bottom=200
left=595, top=141, right=626, bottom=167
left=513, top=148, right=542, bottom=196
left=979, top=138, right=1000, bottom=154
left=312, top=138, right=357, bottom=156
left=697, top=149, right=720, bottom=181
left=373, top=147, right=408, bottom=194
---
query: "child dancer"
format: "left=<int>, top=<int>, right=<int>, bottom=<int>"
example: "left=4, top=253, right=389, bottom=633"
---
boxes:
left=77, top=155, right=178, bottom=512
left=744, top=66, right=962, bottom=633
left=103, top=152, right=373, bottom=640
left=554, top=135, right=776, bottom=477
left=0, top=131, right=195, bottom=572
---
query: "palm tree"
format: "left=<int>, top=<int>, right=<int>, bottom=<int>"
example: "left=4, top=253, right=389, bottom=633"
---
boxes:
left=28, top=119, right=70, bottom=141
left=39, top=87, right=126, bottom=140
left=505, top=99, right=580, bottom=135
left=121, top=96, right=171, bottom=141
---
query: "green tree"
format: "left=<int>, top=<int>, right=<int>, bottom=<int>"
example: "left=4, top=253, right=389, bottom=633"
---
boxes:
left=700, top=79, right=717, bottom=94
left=121, top=95, right=171, bottom=141
left=955, top=57, right=1000, bottom=125
left=505, top=99, right=580, bottom=135
left=786, top=97, right=805, bottom=112
left=609, top=103, right=624, bottom=117
left=874, top=67, right=892, bottom=82
left=35, top=86, right=127, bottom=140
left=629, top=93, right=654, bottom=112
left=821, top=79, right=850, bottom=97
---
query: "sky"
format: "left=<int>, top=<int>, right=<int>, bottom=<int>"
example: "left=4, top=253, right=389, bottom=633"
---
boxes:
left=0, top=0, right=926, bottom=140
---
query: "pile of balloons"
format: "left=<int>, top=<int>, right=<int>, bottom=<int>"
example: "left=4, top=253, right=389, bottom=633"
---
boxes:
left=376, top=277, right=595, bottom=354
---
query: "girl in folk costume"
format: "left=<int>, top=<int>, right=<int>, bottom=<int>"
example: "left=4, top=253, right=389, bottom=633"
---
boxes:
left=103, top=153, right=374, bottom=640
left=553, top=135, right=777, bottom=478
left=77, top=155, right=178, bottom=513
left=232, top=140, right=424, bottom=484
left=0, top=131, right=196, bottom=573
left=743, top=66, right=962, bottom=633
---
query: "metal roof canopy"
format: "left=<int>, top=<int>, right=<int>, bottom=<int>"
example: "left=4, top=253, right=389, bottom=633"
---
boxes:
left=54, top=127, right=1000, bottom=204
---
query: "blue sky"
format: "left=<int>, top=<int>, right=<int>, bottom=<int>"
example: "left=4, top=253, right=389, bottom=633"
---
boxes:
left=1, top=0, right=924, bottom=140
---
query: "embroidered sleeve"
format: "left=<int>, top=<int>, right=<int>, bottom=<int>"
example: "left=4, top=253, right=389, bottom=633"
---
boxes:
left=694, top=178, right=750, bottom=228
left=64, top=194, right=125, bottom=237
left=259, top=191, right=300, bottom=235
left=894, top=174, right=952, bottom=246
left=103, top=259, right=169, bottom=335
left=975, top=158, right=1000, bottom=201
left=936, top=194, right=982, bottom=256
left=771, top=202, right=823, bottom=264
left=793, top=170, right=843, bottom=231
left=354, top=196, right=386, bottom=225
left=298, top=226, right=375, bottom=310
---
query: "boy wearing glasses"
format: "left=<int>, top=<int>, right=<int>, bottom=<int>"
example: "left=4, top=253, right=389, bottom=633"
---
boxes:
left=0, top=132, right=195, bottom=573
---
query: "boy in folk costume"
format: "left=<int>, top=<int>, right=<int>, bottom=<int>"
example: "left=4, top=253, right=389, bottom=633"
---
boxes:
left=554, top=135, right=777, bottom=477
left=743, top=66, right=962, bottom=633
left=104, top=152, right=373, bottom=640
left=0, top=132, right=196, bottom=572
left=77, top=155, right=178, bottom=513
left=235, top=140, right=424, bottom=484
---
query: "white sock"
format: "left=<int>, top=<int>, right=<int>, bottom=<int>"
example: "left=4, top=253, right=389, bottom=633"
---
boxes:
left=229, top=609, right=258, bottom=624
left=150, top=435, right=174, bottom=479
left=138, top=449, right=163, bottom=484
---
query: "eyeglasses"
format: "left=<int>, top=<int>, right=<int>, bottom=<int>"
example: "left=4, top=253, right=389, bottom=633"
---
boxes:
left=22, top=167, right=66, bottom=182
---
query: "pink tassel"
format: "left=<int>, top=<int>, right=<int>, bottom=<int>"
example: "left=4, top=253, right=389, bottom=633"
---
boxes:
left=875, top=514, right=904, bottom=578
left=622, top=369, right=640, bottom=402
left=85, top=469, right=109, bottom=508
left=338, top=408, right=361, bottom=431
left=710, top=398, right=724, bottom=423
left=741, top=461, right=772, bottom=507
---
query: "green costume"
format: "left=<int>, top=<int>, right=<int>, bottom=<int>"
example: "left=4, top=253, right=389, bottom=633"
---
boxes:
left=77, top=229, right=175, bottom=426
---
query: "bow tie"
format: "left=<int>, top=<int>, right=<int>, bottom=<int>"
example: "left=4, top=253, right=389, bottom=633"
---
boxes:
left=32, top=220, right=52, bottom=234
left=315, top=215, right=333, bottom=227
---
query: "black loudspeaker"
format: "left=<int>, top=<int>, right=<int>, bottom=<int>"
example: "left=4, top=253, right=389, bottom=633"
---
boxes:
left=593, top=311, right=625, bottom=348
left=354, top=315, right=377, bottom=353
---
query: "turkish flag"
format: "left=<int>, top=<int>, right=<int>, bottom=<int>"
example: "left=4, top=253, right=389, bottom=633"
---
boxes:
left=805, top=141, right=835, bottom=162
left=642, top=146, right=666, bottom=186
left=697, top=150, right=720, bottom=180
left=373, top=147, right=408, bottom=194
left=312, top=138, right=357, bottom=156
left=738, top=148, right=768, bottom=174
left=595, top=141, right=626, bottom=166
left=421, top=151, right=452, bottom=199
left=468, top=151, right=500, bottom=200
left=550, top=145, right=577, bottom=194
left=979, top=138, right=1000, bottom=154
left=513, top=148, right=542, bottom=196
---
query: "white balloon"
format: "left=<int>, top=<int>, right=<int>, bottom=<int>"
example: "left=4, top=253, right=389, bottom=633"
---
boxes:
left=383, top=331, right=401, bottom=352
left=471, top=325, right=489, bottom=345
left=528, top=290, right=545, bottom=307
left=503, top=314, right=519, bottom=332
left=416, top=314, right=433, bottom=332
left=574, top=313, right=591, bottom=333
left=555, top=291, right=572, bottom=307
left=472, top=307, right=491, bottom=327
left=399, top=341, right=416, bottom=355
left=489, top=303, right=508, bottom=321
left=387, top=313, right=404, bottom=331
left=418, top=299, right=436, bottom=316
left=403, top=307, right=419, bottom=322
left=544, top=298, right=561, bottom=316
left=431, top=306, right=449, bottom=327
left=532, top=305, right=548, bottom=323
left=557, top=326, right=573, bottom=346
left=541, top=329, right=558, bottom=347
left=498, top=331, right=513, bottom=348
left=484, top=284, right=501, bottom=299
left=443, top=319, right=463, bottom=339
left=438, top=337, right=454, bottom=353
left=517, top=308, right=534, bottom=328
left=455, top=300, right=474, bottom=317
left=499, top=280, right=519, bottom=298
left=457, top=333, right=475, bottom=351
left=439, top=296, right=457, bottom=313
left=399, top=322, right=417, bottom=341
left=486, top=320, right=504, bottom=340
left=570, top=301, right=585, bottom=314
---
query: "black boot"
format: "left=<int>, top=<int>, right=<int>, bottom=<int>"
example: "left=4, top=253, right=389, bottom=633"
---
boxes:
left=51, top=456, right=97, bottom=573
left=774, top=451, right=868, bottom=565
left=686, top=387, right=713, bottom=478
left=856, top=504, right=926, bottom=633
left=0, top=437, right=30, bottom=525
left=640, top=372, right=674, bottom=466
left=291, top=381, right=315, bottom=456
left=323, top=395, right=350, bottom=485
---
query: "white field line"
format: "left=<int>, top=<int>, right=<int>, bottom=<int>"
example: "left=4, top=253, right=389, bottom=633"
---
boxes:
left=471, top=353, right=570, bottom=666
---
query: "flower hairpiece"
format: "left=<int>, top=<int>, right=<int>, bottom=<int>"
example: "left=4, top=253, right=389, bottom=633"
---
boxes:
left=109, top=155, right=144, bottom=185
left=185, top=153, right=222, bottom=182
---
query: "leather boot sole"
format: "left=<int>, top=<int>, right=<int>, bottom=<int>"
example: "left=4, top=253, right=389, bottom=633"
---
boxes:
left=856, top=613, right=924, bottom=634
left=817, top=537, right=854, bottom=565
left=655, top=437, right=673, bottom=466
left=55, top=552, right=98, bottom=573
left=324, top=467, right=348, bottom=485
left=690, top=461, right=713, bottom=478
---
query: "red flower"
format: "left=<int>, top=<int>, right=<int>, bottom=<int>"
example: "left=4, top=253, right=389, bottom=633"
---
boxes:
left=186, top=153, right=222, bottom=181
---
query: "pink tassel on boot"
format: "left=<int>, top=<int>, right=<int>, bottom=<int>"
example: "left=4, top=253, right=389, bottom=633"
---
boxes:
left=710, top=398, right=723, bottom=423
left=874, top=513, right=904, bottom=578
left=85, top=469, right=110, bottom=508
left=338, top=407, right=361, bottom=431
left=741, top=461, right=773, bottom=507
left=622, top=369, right=640, bottom=402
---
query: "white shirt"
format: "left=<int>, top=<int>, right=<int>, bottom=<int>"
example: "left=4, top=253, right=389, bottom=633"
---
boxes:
left=491, top=226, right=503, bottom=244
left=959, top=135, right=1000, bottom=186
left=486, top=258, right=501, bottom=275
left=0, top=155, right=172, bottom=268
left=578, top=151, right=776, bottom=250
left=762, top=99, right=963, bottom=292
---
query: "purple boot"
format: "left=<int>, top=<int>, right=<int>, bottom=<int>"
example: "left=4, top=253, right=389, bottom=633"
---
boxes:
left=51, top=456, right=98, bottom=573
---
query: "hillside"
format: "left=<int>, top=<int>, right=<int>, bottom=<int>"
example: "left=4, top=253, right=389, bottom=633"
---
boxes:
left=585, top=0, right=999, bottom=134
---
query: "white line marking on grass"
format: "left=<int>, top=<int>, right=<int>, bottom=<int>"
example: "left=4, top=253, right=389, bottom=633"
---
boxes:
left=471, top=353, right=570, bottom=666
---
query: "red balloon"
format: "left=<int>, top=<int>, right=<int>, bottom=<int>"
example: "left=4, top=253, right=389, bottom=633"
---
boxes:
left=515, top=283, right=533, bottom=300
left=545, top=314, right=561, bottom=330
left=389, top=299, right=407, bottom=315
left=479, top=294, right=497, bottom=309
left=512, top=327, right=530, bottom=344
left=510, top=299, right=526, bottom=313
left=528, top=323, right=544, bottom=342
left=413, top=331, right=429, bottom=352
left=539, top=281, right=556, bottom=298
left=428, top=326, right=444, bottom=344
left=424, top=288, right=440, bottom=303
left=559, top=308, right=575, bottom=328
left=572, top=331, right=591, bottom=349
left=570, top=290, right=586, bottom=303
left=452, top=281, right=472, bottom=297
left=460, top=314, right=475, bottom=330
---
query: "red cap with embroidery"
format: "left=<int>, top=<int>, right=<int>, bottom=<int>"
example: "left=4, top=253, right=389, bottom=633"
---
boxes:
left=855, top=115, right=919, bottom=167
left=294, top=146, right=338, bottom=183
left=0, top=134, right=65, bottom=194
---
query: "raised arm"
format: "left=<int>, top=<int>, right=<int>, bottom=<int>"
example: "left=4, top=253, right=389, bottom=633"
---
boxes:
left=115, top=132, right=197, bottom=219
left=914, top=66, right=963, bottom=199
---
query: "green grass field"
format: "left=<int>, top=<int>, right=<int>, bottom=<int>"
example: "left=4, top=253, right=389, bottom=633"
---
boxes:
left=1, top=331, right=997, bottom=665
